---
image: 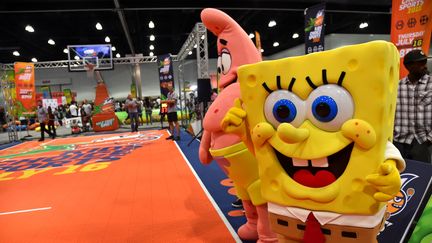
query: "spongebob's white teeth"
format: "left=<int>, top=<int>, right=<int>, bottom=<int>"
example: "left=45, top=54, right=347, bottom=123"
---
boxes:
left=292, top=158, right=308, bottom=167
left=311, top=157, right=329, bottom=167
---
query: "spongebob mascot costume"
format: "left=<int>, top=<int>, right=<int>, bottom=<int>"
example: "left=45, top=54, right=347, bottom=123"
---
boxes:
left=222, top=41, right=405, bottom=243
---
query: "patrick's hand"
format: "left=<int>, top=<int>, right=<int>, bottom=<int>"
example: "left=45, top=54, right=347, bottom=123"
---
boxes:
left=366, top=160, right=401, bottom=202
left=220, top=98, right=247, bottom=137
left=199, top=130, right=213, bottom=165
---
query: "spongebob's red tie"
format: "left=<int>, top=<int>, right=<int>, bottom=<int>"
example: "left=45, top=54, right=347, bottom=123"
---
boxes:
left=303, top=212, right=325, bottom=243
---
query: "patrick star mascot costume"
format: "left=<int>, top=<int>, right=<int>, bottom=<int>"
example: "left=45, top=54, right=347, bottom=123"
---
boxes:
left=199, top=8, right=277, bottom=242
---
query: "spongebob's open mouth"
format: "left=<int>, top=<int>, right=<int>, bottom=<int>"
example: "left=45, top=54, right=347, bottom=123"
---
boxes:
left=274, top=143, right=354, bottom=188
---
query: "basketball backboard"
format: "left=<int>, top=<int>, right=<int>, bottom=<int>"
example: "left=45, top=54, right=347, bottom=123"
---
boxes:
left=67, top=44, right=113, bottom=72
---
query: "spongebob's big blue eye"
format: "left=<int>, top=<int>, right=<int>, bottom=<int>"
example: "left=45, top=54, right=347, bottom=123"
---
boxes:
left=312, top=96, right=338, bottom=122
left=306, top=84, right=354, bottom=132
left=264, top=90, right=305, bottom=128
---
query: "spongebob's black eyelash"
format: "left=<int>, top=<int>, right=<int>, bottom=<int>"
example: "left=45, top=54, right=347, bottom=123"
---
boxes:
left=262, top=82, right=273, bottom=93
left=337, top=71, right=346, bottom=86
left=306, top=69, right=346, bottom=89
left=263, top=76, right=296, bottom=93
left=262, top=70, right=345, bottom=93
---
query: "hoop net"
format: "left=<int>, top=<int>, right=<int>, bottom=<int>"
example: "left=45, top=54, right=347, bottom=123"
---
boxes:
left=85, top=63, right=95, bottom=78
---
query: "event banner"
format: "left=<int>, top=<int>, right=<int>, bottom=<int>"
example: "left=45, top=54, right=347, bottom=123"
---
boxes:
left=391, top=0, right=432, bottom=77
left=92, top=82, right=119, bottom=132
left=304, top=3, right=326, bottom=54
left=14, top=62, right=36, bottom=116
left=130, top=83, right=137, bottom=99
left=157, top=54, right=174, bottom=100
left=378, top=160, right=432, bottom=242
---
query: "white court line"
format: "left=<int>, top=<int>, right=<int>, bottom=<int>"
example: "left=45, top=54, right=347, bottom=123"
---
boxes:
left=0, top=207, right=52, bottom=216
left=173, top=141, right=242, bottom=243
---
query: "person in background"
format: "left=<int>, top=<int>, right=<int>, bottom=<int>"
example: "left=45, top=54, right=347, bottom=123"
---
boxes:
left=0, top=106, right=5, bottom=132
left=137, top=97, right=144, bottom=126
left=394, top=49, right=432, bottom=163
left=125, top=94, right=139, bottom=132
left=164, top=85, right=180, bottom=140
left=37, top=100, right=53, bottom=141
left=54, top=106, right=63, bottom=126
left=144, top=97, right=153, bottom=125
left=47, top=106, right=56, bottom=139
left=82, top=99, right=93, bottom=129
left=69, top=101, right=78, bottom=117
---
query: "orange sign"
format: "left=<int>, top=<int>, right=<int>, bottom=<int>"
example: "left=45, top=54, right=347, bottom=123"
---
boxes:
left=93, top=83, right=119, bottom=131
left=14, top=62, right=36, bottom=116
left=391, top=0, right=432, bottom=77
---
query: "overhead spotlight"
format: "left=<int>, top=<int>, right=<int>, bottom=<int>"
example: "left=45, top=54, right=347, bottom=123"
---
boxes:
left=31, top=58, right=38, bottom=62
left=105, top=36, right=110, bottom=43
left=74, top=55, right=80, bottom=60
left=95, top=22, right=103, bottom=30
left=149, top=45, right=154, bottom=50
left=292, top=33, right=299, bottom=39
left=194, top=44, right=197, bottom=48
left=148, top=21, right=155, bottom=29
left=111, top=46, right=116, bottom=51
left=116, top=53, right=120, bottom=58
left=63, top=48, right=69, bottom=54
left=13, top=51, right=20, bottom=56
left=261, top=49, right=264, bottom=53
left=149, top=35, right=155, bottom=41
left=273, top=42, right=279, bottom=47
left=359, top=22, right=369, bottom=29
left=188, top=51, right=193, bottom=55
left=268, top=20, right=277, bottom=27
left=25, top=25, right=34, bottom=32
left=149, top=52, right=154, bottom=56
left=48, top=39, right=55, bottom=45
left=249, top=33, right=255, bottom=38
left=201, top=35, right=205, bottom=40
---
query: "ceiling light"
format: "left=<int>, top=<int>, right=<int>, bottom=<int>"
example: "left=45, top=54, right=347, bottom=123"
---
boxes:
left=74, top=55, right=80, bottom=60
left=48, top=39, right=55, bottom=45
left=194, top=44, right=197, bottom=49
left=31, top=58, right=37, bottom=62
left=95, top=22, right=103, bottom=30
left=260, top=49, right=264, bottom=53
left=268, top=20, right=277, bottom=27
left=105, top=36, right=110, bottom=43
left=201, top=35, right=205, bottom=40
left=292, top=33, right=299, bottom=39
left=116, top=53, right=120, bottom=58
left=249, top=33, right=255, bottom=38
left=359, top=22, right=369, bottom=29
left=149, top=45, right=154, bottom=50
left=273, top=42, right=279, bottom=47
left=188, top=51, right=193, bottom=55
left=149, top=21, right=155, bottom=29
left=13, top=51, right=20, bottom=56
left=25, top=25, right=34, bottom=32
left=63, top=48, right=69, bottom=54
left=149, top=35, right=155, bottom=41
left=149, top=52, right=154, bottom=56
left=111, top=46, right=116, bottom=51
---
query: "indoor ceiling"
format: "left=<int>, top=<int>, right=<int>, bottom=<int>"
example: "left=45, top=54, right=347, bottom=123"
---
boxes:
left=0, top=0, right=393, bottom=64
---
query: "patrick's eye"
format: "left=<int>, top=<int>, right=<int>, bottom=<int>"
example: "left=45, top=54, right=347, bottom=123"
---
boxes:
left=264, top=90, right=305, bottom=128
left=220, top=51, right=231, bottom=75
left=306, top=84, right=354, bottom=132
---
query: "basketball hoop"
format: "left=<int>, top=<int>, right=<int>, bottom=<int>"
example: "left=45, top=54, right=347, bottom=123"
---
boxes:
left=85, top=63, right=95, bottom=78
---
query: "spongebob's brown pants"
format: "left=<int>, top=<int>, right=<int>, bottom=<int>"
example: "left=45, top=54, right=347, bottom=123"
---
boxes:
left=269, top=212, right=383, bottom=243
